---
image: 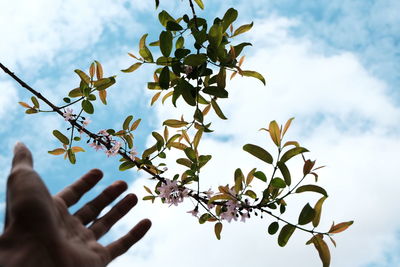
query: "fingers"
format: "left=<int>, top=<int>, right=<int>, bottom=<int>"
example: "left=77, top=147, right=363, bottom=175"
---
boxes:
left=55, top=169, right=103, bottom=207
left=6, top=143, right=56, bottom=231
left=106, top=219, right=152, bottom=261
left=89, top=194, right=138, bottom=239
left=73, top=180, right=128, bottom=225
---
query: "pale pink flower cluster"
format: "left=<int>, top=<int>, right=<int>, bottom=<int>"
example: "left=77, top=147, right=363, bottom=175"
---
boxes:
left=89, top=142, right=103, bottom=151
left=220, top=199, right=240, bottom=223
left=105, top=141, right=121, bottom=157
left=157, top=179, right=189, bottom=206
left=129, top=148, right=138, bottom=160
left=187, top=207, right=199, bottom=218
left=63, top=108, right=74, bottom=121
left=184, top=65, right=193, bottom=75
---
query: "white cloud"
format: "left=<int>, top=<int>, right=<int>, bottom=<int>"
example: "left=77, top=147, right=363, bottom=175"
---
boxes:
left=109, top=14, right=400, bottom=267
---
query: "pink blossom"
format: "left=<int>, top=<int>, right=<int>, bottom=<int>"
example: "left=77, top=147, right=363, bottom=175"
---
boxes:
left=157, top=179, right=188, bottom=206
left=220, top=200, right=240, bottom=223
left=105, top=142, right=121, bottom=157
left=240, top=211, right=250, bottom=223
left=184, top=65, right=193, bottom=75
left=187, top=207, right=199, bottom=218
left=89, top=142, right=103, bottom=151
left=129, top=148, right=138, bottom=160
left=82, top=119, right=91, bottom=126
left=63, top=108, right=74, bottom=121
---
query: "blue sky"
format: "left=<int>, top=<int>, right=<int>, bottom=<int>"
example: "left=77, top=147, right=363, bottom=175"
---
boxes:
left=1, top=0, right=399, bottom=266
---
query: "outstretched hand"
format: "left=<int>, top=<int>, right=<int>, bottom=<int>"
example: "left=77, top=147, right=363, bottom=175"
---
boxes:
left=0, top=143, right=151, bottom=267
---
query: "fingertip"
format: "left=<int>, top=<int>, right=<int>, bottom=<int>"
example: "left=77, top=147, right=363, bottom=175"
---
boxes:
left=125, top=193, right=138, bottom=205
left=90, top=168, right=104, bottom=178
left=12, top=142, right=33, bottom=169
left=114, top=180, right=128, bottom=191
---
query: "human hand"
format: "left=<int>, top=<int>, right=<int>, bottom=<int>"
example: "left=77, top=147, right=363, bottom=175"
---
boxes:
left=0, top=143, right=151, bottom=267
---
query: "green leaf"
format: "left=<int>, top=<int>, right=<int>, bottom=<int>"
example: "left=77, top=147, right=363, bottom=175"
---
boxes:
left=233, top=42, right=252, bottom=57
left=152, top=131, right=164, bottom=147
left=67, top=149, right=76, bottom=164
left=48, top=148, right=65, bottom=155
left=242, top=70, right=266, bottom=85
left=25, top=108, right=38, bottom=114
left=31, top=96, right=39, bottom=108
left=313, top=196, right=327, bottom=227
left=163, top=119, right=188, bottom=128
left=211, top=99, right=227, bottom=120
left=214, top=222, right=222, bottom=240
left=244, top=189, right=257, bottom=199
left=139, top=34, right=153, bottom=62
left=74, top=69, right=91, bottom=85
left=298, top=203, right=315, bottom=225
left=158, top=10, right=175, bottom=27
left=123, top=115, right=133, bottom=131
left=176, top=36, right=185, bottom=49
left=280, top=147, right=309, bottom=163
left=142, top=144, right=157, bottom=158
left=203, top=86, right=228, bottom=98
left=277, top=161, right=291, bottom=186
left=198, top=155, right=212, bottom=168
left=268, top=222, right=279, bottom=235
left=296, top=185, right=328, bottom=197
left=234, top=168, right=244, bottom=193
left=222, top=8, right=238, bottom=32
left=121, top=62, right=142, bottom=73
left=194, top=0, right=204, bottom=9
left=176, top=158, right=192, bottom=168
left=160, top=31, right=173, bottom=57
left=53, top=130, right=69, bottom=145
left=184, top=54, right=207, bottom=66
left=271, top=178, right=286, bottom=188
left=254, top=171, right=267, bottom=182
left=208, top=24, right=223, bottom=48
left=119, top=161, right=136, bottom=171
left=68, top=88, right=83, bottom=98
left=184, top=147, right=196, bottom=162
left=278, top=224, right=296, bottom=247
left=243, top=144, right=273, bottom=164
left=232, top=22, right=253, bottom=37
left=82, top=100, right=94, bottom=114
left=95, top=77, right=116, bottom=91
left=159, top=66, right=170, bottom=89
left=166, top=21, right=183, bottom=31
left=199, top=213, right=211, bottom=224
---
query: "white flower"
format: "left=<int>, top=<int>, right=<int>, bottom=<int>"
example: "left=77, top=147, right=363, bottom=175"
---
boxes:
left=63, top=108, right=74, bottom=121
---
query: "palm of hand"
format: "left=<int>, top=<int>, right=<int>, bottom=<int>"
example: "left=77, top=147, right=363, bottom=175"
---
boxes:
left=0, top=144, right=151, bottom=267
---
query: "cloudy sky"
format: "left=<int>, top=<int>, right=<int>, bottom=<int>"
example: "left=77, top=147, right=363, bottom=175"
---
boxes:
left=1, top=0, right=399, bottom=266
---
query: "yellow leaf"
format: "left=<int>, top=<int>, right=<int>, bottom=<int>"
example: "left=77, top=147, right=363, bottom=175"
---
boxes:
left=99, top=89, right=107, bottom=105
left=18, top=101, right=31, bottom=108
left=74, top=69, right=90, bottom=85
left=312, top=234, right=331, bottom=267
left=163, top=126, right=169, bottom=141
left=151, top=92, right=161, bottom=106
left=71, top=146, right=85, bottom=153
left=230, top=71, right=237, bottom=80
left=202, top=104, right=211, bottom=116
left=89, top=62, right=95, bottom=78
left=245, top=168, right=257, bottom=185
left=162, top=91, right=173, bottom=104
left=95, top=60, right=103, bottom=80
left=169, top=142, right=188, bottom=150
left=282, top=117, right=294, bottom=138
left=121, top=62, right=142, bottom=73
left=269, top=120, right=281, bottom=147
left=312, top=196, right=327, bottom=227
left=128, top=53, right=139, bottom=60
left=239, top=55, right=245, bottom=67
left=329, top=221, right=354, bottom=234
left=130, top=118, right=141, bottom=131
left=48, top=148, right=66, bottom=155
left=193, top=128, right=203, bottom=150
left=283, top=141, right=299, bottom=148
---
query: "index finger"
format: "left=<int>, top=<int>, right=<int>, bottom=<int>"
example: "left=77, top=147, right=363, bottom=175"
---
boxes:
left=55, top=169, right=103, bottom=207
